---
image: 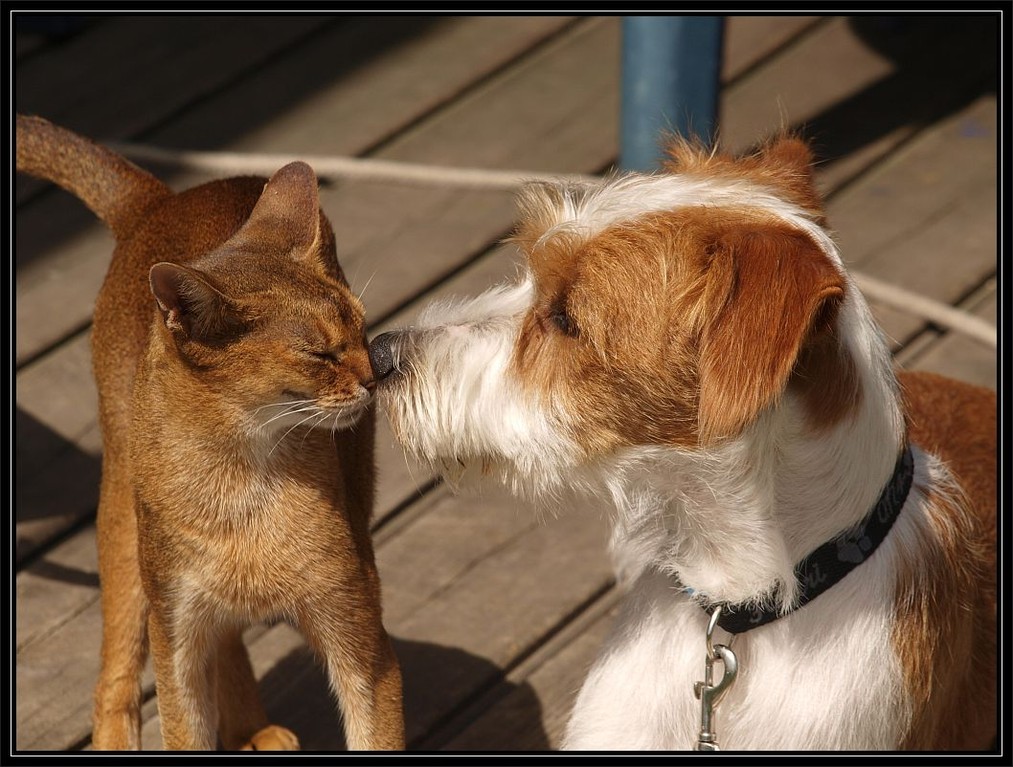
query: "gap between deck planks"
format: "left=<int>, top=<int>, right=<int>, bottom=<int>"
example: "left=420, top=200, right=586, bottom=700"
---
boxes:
left=15, top=14, right=996, bottom=749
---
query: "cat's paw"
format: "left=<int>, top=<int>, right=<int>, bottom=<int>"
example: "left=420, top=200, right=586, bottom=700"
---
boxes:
left=240, top=724, right=300, bottom=751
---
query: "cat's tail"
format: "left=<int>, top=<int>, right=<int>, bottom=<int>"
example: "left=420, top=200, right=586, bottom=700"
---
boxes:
left=16, top=114, right=171, bottom=240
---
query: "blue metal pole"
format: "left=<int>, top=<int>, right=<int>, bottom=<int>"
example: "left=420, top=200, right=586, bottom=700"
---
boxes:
left=620, top=16, right=725, bottom=172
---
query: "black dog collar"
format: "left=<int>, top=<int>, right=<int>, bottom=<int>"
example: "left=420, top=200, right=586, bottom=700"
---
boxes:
left=701, top=444, right=915, bottom=635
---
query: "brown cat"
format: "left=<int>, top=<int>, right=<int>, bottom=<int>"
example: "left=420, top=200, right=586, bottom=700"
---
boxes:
left=16, top=115, right=404, bottom=751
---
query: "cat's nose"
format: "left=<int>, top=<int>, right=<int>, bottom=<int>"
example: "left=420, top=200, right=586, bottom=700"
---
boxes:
left=368, top=332, right=397, bottom=381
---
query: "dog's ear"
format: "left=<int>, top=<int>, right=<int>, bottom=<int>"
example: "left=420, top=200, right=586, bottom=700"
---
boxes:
left=663, top=134, right=824, bottom=219
left=750, top=135, right=825, bottom=218
left=697, top=224, right=845, bottom=444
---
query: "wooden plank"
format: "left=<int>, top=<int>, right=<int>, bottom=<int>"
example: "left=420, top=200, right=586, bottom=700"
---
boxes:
left=15, top=16, right=332, bottom=202
left=285, top=16, right=622, bottom=326
left=831, top=96, right=997, bottom=267
left=15, top=205, right=113, bottom=366
left=441, top=597, right=622, bottom=750
left=812, top=15, right=998, bottom=194
left=720, top=15, right=896, bottom=156
left=859, top=184, right=996, bottom=352
left=895, top=280, right=997, bottom=390
left=383, top=497, right=612, bottom=747
left=140, top=16, right=577, bottom=155
left=827, top=96, right=997, bottom=347
left=16, top=334, right=102, bottom=563
left=722, top=15, right=823, bottom=81
left=15, top=526, right=100, bottom=653
left=721, top=15, right=998, bottom=193
left=15, top=432, right=100, bottom=567
left=16, top=602, right=104, bottom=750
left=15, top=518, right=157, bottom=750
left=17, top=333, right=97, bottom=448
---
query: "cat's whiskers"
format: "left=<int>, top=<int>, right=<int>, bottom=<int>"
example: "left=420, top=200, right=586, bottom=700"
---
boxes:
left=299, top=410, right=333, bottom=449
left=268, top=408, right=326, bottom=455
left=355, top=269, right=379, bottom=303
left=252, top=399, right=315, bottom=416
left=258, top=402, right=319, bottom=430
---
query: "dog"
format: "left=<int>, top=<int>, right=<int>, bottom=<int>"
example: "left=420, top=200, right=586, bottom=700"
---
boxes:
left=366, top=135, right=996, bottom=750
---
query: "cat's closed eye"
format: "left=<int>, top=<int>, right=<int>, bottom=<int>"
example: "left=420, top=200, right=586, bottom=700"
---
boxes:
left=305, top=344, right=347, bottom=364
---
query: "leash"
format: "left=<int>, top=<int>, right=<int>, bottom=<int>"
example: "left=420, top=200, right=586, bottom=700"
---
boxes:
left=690, top=444, right=915, bottom=750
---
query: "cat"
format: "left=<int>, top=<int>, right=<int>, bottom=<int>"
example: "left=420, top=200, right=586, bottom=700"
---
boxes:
left=16, top=115, right=404, bottom=751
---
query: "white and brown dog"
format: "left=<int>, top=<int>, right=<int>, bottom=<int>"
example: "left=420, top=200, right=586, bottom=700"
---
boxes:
left=368, top=136, right=996, bottom=751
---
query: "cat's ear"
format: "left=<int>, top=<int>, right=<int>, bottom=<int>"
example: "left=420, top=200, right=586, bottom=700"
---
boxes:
left=232, top=161, right=345, bottom=281
left=149, top=262, right=244, bottom=343
left=246, top=161, right=320, bottom=252
left=234, top=162, right=342, bottom=277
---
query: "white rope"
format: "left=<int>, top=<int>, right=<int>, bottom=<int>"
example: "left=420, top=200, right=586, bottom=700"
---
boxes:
left=108, top=142, right=602, bottom=191
left=852, top=273, right=996, bottom=349
left=109, top=143, right=997, bottom=349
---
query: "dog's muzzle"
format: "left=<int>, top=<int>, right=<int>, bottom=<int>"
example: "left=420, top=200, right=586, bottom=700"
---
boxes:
left=368, top=331, right=398, bottom=381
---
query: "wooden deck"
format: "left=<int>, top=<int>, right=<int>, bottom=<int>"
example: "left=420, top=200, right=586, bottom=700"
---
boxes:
left=14, top=15, right=998, bottom=752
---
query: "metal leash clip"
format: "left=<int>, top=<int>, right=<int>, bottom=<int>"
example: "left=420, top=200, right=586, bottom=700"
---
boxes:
left=693, top=605, right=738, bottom=751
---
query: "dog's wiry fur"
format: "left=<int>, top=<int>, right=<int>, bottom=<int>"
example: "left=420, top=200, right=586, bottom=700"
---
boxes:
left=372, top=135, right=996, bottom=750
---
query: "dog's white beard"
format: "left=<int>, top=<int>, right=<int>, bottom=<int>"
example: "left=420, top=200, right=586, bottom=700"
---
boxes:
left=379, top=279, right=585, bottom=502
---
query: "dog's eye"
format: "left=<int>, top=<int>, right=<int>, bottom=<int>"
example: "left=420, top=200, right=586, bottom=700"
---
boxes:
left=549, top=306, right=578, bottom=337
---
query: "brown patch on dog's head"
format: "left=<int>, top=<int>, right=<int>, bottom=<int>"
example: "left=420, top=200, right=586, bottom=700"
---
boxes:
left=511, top=206, right=854, bottom=453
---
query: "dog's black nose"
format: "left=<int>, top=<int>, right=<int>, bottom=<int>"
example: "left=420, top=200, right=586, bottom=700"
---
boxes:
left=368, top=331, right=397, bottom=380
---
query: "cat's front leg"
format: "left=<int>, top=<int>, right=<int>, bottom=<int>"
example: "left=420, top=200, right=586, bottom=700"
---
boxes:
left=147, top=605, right=218, bottom=750
left=214, top=626, right=300, bottom=751
left=297, top=589, right=404, bottom=751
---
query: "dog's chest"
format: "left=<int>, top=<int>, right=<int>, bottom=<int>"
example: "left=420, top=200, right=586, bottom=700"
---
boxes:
left=563, top=570, right=907, bottom=750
